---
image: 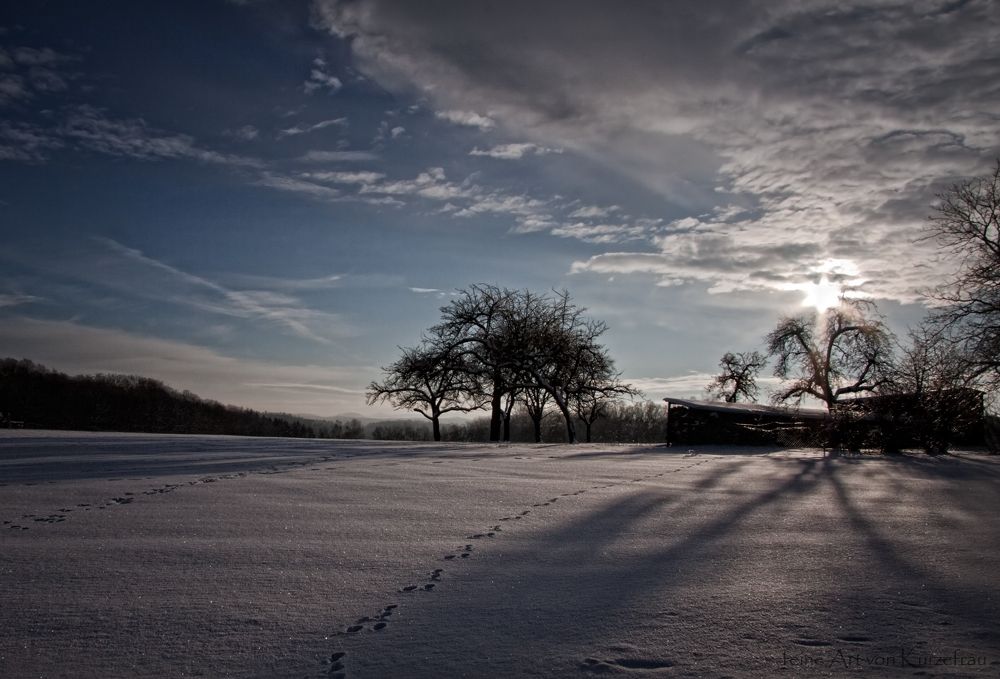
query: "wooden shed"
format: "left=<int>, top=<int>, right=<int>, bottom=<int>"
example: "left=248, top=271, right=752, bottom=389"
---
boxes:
left=664, top=397, right=828, bottom=447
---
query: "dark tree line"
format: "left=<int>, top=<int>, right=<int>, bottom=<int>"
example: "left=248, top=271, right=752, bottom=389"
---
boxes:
left=705, top=161, right=1000, bottom=453
left=368, top=286, right=639, bottom=443
left=0, top=358, right=316, bottom=437
left=436, top=400, right=669, bottom=444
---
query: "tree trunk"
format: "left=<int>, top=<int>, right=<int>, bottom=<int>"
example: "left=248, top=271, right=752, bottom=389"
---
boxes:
left=562, top=410, right=578, bottom=444
left=489, top=387, right=503, bottom=442
left=584, top=420, right=592, bottom=443
left=432, top=416, right=441, bottom=442
left=546, top=389, right=578, bottom=444
left=532, top=413, right=543, bottom=443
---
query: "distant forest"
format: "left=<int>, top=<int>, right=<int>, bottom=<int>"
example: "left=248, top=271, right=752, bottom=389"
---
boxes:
left=0, top=358, right=356, bottom=439
left=0, top=357, right=668, bottom=443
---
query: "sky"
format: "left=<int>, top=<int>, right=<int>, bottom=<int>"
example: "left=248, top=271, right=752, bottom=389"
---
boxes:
left=1, top=0, right=998, bottom=418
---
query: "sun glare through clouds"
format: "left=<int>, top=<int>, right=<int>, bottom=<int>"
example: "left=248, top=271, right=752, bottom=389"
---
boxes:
left=777, top=259, right=865, bottom=312
left=800, top=276, right=843, bottom=311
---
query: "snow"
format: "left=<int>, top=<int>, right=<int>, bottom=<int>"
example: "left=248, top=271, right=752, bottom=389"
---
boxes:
left=2, top=430, right=999, bottom=678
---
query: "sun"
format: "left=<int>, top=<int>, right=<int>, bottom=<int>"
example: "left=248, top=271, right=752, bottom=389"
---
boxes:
left=799, top=275, right=843, bottom=311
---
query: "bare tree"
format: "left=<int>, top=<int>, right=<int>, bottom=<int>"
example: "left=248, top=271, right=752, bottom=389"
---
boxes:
left=366, top=342, right=482, bottom=441
left=572, top=376, right=640, bottom=443
left=922, top=160, right=1000, bottom=393
left=406, top=285, right=632, bottom=444
left=520, top=386, right=551, bottom=443
left=432, top=285, right=530, bottom=442
left=706, top=351, right=767, bottom=403
left=515, top=291, right=635, bottom=444
left=766, top=298, right=895, bottom=410
left=875, top=325, right=979, bottom=454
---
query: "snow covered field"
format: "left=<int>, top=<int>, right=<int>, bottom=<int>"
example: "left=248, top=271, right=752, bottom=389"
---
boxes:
left=1, top=431, right=999, bottom=678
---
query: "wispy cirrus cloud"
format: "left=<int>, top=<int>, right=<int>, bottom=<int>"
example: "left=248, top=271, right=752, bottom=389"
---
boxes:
left=1, top=103, right=266, bottom=167
left=263, top=162, right=661, bottom=244
left=298, top=149, right=380, bottom=162
left=63, top=106, right=264, bottom=167
left=93, top=238, right=351, bottom=343
left=277, top=117, right=347, bottom=138
left=303, top=170, right=386, bottom=184
left=255, top=172, right=342, bottom=199
left=224, top=124, right=259, bottom=141
left=434, top=109, right=496, bottom=130
left=469, top=143, right=560, bottom=159
left=0, top=292, right=40, bottom=308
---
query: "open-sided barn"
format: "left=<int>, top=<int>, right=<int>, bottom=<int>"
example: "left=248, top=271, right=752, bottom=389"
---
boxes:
left=664, top=398, right=828, bottom=447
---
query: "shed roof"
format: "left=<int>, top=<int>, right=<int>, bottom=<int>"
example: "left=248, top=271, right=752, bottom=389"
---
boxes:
left=663, top=397, right=829, bottom=420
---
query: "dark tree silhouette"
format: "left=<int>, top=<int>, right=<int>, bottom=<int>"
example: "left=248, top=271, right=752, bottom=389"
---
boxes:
left=766, top=298, right=895, bottom=410
left=520, top=386, right=551, bottom=443
left=388, top=285, right=634, bottom=444
left=0, top=358, right=317, bottom=438
left=571, top=361, right=640, bottom=443
left=513, top=291, right=634, bottom=444
left=922, top=160, right=1000, bottom=393
left=706, top=350, right=767, bottom=403
left=366, top=342, right=482, bottom=441
left=432, top=285, right=525, bottom=442
left=875, top=325, right=980, bottom=454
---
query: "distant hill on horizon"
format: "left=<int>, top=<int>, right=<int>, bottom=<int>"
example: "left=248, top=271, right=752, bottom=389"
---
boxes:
left=0, top=357, right=317, bottom=439
left=0, top=357, right=449, bottom=441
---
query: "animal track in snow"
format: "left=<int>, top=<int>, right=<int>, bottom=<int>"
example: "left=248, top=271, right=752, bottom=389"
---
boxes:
left=581, top=657, right=674, bottom=672
left=317, top=451, right=722, bottom=677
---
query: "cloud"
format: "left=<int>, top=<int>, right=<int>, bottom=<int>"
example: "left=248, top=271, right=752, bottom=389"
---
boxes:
left=628, top=374, right=717, bottom=399
left=434, top=109, right=496, bottom=130
left=469, top=143, right=559, bottom=159
left=0, top=42, right=77, bottom=106
left=312, top=0, right=1000, bottom=303
left=0, top=120, right=63, bottom=161
left=244, top=382, right=366, bottom=394
left=510, top=216, right=559, bottom=234
left=569, top=205, right=620, bottom=219
left=61, top=105, right=264, bottom=167
left=299, top=150, right=380, bottom=162
left=360, top=167, right=474, bottom=201
left=277, top=117, right=348, bottom=138
left=0, top=73, right=30, bottom=104
left=11, top=47, right=70, bottom=67
left=91, top=237, right=350, bottom=343
left=628, top=373, right=784, bottom=400
left=0, top=292, right=39, bottom=308
left=256, top=172, right=342, bottom=200
left=303, top=170, right=386, bottom=184
left=550, top=222, right=646, bottom=244
left=224, top=125, right=259, bottom=141
left=303, top=58, right=343, bottom=94
left=0, top=317, right=372, bottom=415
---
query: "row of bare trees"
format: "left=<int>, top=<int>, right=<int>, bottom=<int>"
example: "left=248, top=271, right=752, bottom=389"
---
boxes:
left=706, top=161, right=1000, bottom=452
left=367, top=286, right=638, bottom=443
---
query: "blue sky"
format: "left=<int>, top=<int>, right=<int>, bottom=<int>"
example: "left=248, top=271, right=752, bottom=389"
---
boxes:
left=1, top=0, right=997, bottom=417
